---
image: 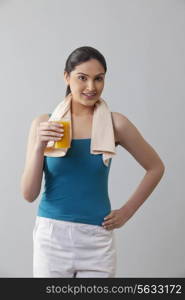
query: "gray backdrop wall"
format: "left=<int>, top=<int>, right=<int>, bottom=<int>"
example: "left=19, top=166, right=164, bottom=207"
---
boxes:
left=0, top=0, right=184, bottom=277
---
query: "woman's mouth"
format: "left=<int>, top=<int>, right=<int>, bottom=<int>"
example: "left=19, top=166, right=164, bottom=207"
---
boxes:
left=82, top=93, right=96, bottom=99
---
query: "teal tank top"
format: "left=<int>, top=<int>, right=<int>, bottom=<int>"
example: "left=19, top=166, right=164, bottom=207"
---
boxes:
left=37, top=114, right=112, bottom=226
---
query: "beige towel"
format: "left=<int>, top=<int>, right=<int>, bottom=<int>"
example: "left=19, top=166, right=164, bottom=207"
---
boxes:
left=44, top=93, right=116, bottom=167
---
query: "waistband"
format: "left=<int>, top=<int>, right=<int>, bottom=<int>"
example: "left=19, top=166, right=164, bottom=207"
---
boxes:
left=35, top=216, right=113, bottom=234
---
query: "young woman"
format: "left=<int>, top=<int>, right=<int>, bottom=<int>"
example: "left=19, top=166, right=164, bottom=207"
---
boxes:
left=20, top=46, right=165, bottom=278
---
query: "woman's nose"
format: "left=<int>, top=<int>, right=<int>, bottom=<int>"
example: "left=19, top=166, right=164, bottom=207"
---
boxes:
left=86, top=82, right=96, bottom=91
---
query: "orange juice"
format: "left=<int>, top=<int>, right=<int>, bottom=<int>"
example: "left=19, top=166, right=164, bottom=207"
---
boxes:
left=54, top=120, right=71, bottom=149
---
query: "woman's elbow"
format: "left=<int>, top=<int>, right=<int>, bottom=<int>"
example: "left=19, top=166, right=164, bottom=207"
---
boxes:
left=159, top=161, right=165, bottom=174
left=147, top=160, right=165, bottom=176
left=22, top=191, right=37, bottom=203
left=20, top=184, right=38, bottom=202
left=20, top=176, right=39, bottom=202
left=154, top=161, right=165, bottom=178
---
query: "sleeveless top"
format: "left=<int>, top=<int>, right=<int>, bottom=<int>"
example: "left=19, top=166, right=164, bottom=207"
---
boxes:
left=37, top=113, right=113, bottom=226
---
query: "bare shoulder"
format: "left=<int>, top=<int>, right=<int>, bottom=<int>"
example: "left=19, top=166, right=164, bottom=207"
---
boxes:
left=111, top=112, right=165, bottom=170
left=111, top=112, right=129, bottom=145
left=111, top=112, right=128, bottom=128
left=32, top=113, right=50, bottom=125
left=111, top=111, right=143, bottom=146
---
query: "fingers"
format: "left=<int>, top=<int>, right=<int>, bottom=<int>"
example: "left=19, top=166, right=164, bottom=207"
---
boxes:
left=104, top=215, right=112, bottom=220
left=38, top=121, right=64, bottom=142
left=40, top=130, right=63, bottom=137
left=48, top=121, right=64, bottom=128
left=41, top=121, right=64, bottom=132
left=102, top=220, right=113, bottom=227
left=102, top=217, right=115, bottom=229
left=103, top=223, right=114, bottom=230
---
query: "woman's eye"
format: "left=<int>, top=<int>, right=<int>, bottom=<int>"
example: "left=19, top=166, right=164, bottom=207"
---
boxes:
left=79, top=76, right=86, bottom=80
left=78, top=76, right=103, bottom=81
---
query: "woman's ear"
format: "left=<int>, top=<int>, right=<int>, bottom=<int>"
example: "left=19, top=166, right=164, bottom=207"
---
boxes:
left=64, top=71, right=70, bottom=86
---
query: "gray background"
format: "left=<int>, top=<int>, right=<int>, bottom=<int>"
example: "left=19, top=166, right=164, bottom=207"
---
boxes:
left=0, top=0, right=184, bottom=277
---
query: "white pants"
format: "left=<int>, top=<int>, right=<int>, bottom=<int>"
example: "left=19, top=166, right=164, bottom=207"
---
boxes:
left=33, top=216, right=117, bottom=278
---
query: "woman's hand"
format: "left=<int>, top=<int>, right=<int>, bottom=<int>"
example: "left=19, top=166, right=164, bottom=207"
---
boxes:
left=102, top=208, right=132, bottom=230
left=35, top=121, right=64, bottom=150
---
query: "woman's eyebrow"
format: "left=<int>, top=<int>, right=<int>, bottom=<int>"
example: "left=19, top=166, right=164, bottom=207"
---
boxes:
left=76, top=72, right=105, bottom=77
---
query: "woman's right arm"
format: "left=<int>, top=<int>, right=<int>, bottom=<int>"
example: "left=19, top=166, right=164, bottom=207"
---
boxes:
left=20, top=114, right=64, bottom=202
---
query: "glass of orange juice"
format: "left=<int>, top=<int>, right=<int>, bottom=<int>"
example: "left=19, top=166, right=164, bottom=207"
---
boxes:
left=54, top=119, right=71, bottom=149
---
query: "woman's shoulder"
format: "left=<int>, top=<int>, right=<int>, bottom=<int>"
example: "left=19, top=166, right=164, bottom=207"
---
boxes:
left=111, top=112, right=128, bottom=124
left=32, top=113, right=50, bottom=124
left=111, top=112, right=129, bottom=138
left=111, top=112, right=129, bottom=144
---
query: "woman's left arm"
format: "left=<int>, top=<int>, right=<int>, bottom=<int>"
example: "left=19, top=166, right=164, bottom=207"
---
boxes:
left=103, top=113, right=165, bottom=230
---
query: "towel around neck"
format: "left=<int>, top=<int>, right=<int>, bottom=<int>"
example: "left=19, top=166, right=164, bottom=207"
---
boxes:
left=44, top=93, right=116, bottom=167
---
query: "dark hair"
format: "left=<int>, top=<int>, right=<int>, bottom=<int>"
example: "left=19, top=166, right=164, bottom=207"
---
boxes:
left=64, top=46, right=107, bottom=96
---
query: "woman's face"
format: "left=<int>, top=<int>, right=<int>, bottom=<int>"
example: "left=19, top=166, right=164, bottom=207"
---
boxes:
left=64, top=59, right=105, bottom=106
